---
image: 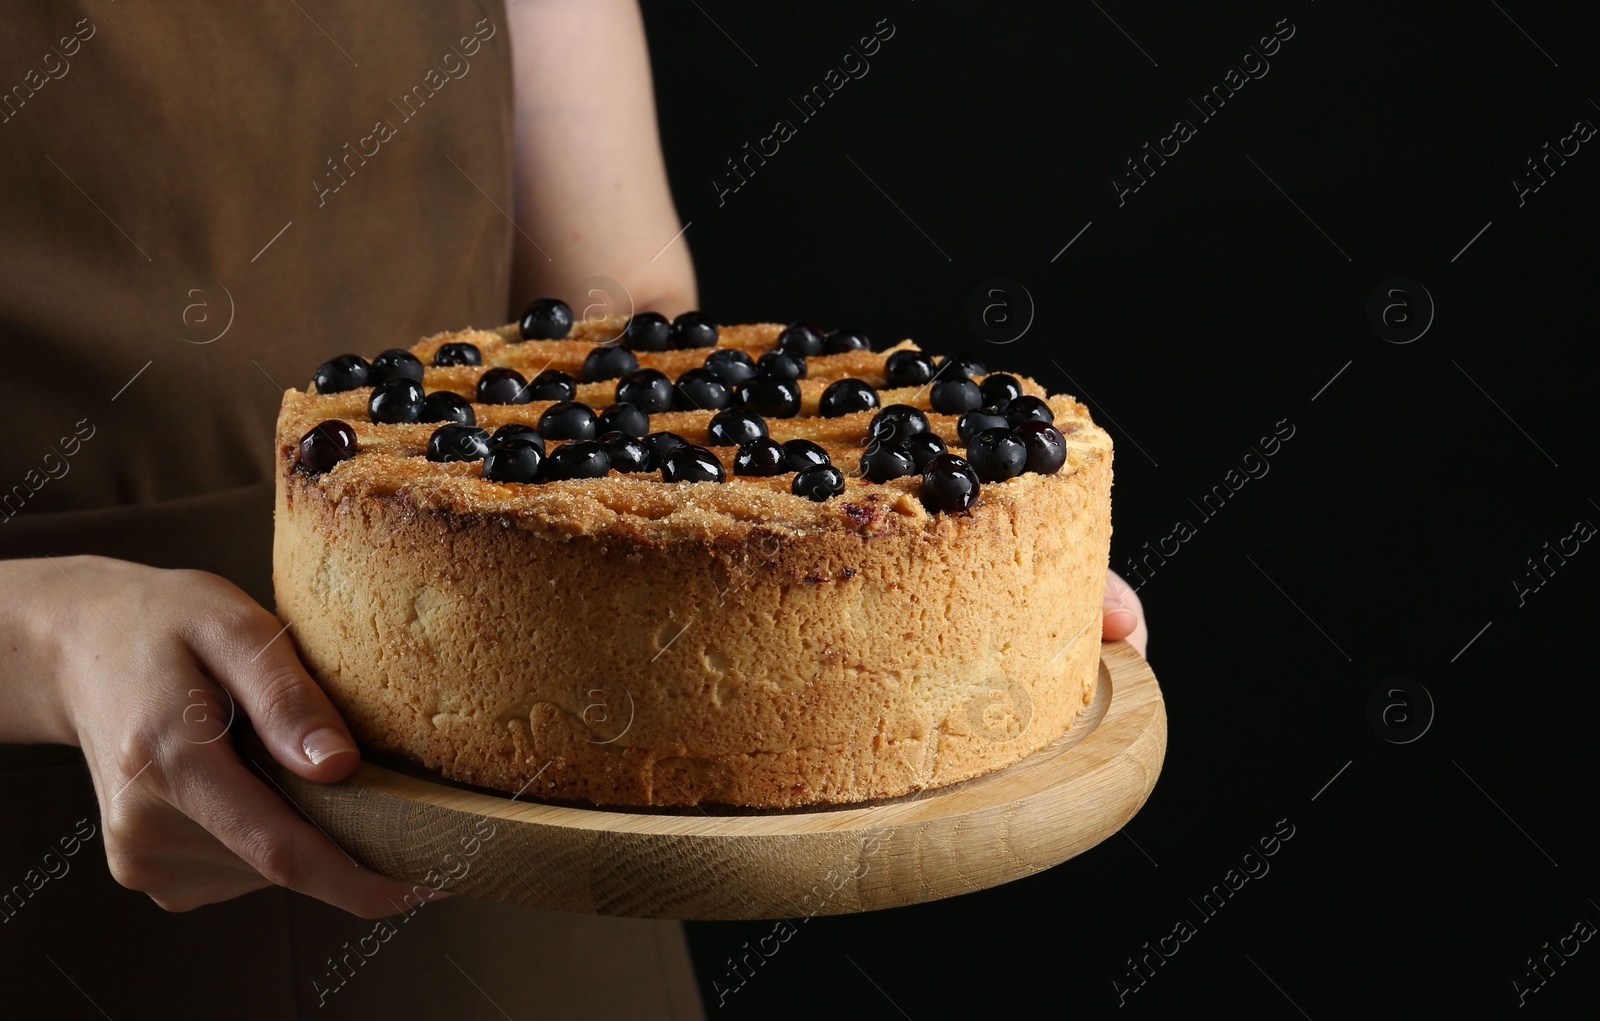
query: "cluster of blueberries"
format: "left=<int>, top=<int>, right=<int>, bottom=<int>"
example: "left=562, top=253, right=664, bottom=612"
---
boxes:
left=854, top=395, right=1067, bottom=513
left=296, top=299, right=1069, bottom=514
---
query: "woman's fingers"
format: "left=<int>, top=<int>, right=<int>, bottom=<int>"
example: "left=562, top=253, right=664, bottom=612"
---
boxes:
left=1101, top=569, right=1149, bottom=658
left=180, top=575, right=360, bottom=783
left=99, top=665, right=433, bottom=918
left=43, top=561, right=439, bottom=917
left=100, top=780, right=273, bottom=910
left=163, top=740, right=441, bottom=918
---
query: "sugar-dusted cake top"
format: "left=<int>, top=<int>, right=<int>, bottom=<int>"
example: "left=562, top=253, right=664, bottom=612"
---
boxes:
left=275, top=305, right=1111, bottom=540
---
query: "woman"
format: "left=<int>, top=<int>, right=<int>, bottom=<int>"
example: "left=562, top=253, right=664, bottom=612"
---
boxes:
left=0, top=3, right=1144, bottom=1018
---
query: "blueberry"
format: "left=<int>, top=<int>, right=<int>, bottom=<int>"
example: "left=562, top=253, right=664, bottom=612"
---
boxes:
left=966, top=427, right=1027, bottom=482
left=519, top=297, right=573, bottom=340
left=756, top=349, right=807, bottom=381
left=426, top=424, right=491, bottom=463
left=597, top=431, right=651, bottom=473
left=671, top=311, right=719, bottom=349
left=672, top=368, right=733, bottom=411
left=823, top=328, right=870, bottom=354
left=596, top=402, right=650, bottom=439
left=542, top=440, right=610, bottom=481
left=703, top=348, right=757, bottom=387
left=957, top=406, right=1009, bottom=443
left=707, top=408, right=768, bottom=447
left=581, top=345, right=639, bottom=383
left=477, top=367, right=531, bottom=404
left=818, top=378, right=879, bottom=418
left=979, top=373, right=1023, bottom=408
left=782, top=438, right=831, bottom=472
left=904, top=432, right=948, bottom=470
left=490, top=423, right=545, bottom=455
left=1004, top=395, right=1055, bottom=428
left=737, top=375, right=801, bottom=418
left=1015, top=421, right=1068, bottom=475
left=370, top=349, right=425, bottom=384
left=733, top=439, right=788, bottom=477
left=482, top=438, right=544, bottom=483
left=418, top=390, right=475, bottom=425
left=661, top=444, right=726, bottom=483
left=777, top=322, right=824, bottom=357
left=368, top=378, right=425, bottom=423
left=859, top=444, right=916, bottom=483
left=792, top=464, right=846, bottom=502
left=433, top=343, right=482, bottom=368
left=528, top=368, right=577, bottom=401
left=930, top=378, right=982, bottom=414
left=537, top=401, right=597, bottom=441
left=936, top=352, right=987, bottom=381
left=921, top=453, right=981, bottom=514
left=615, top=368, right=674, bottom=413
left=883, top=350, right=937, bottom=388
left=642, top=430, right=690, bottom=470
left=313, top=354, right=371, bottom=394
left=868, top=404, right=930, bottom=445
left=296, top=420, right=358, bottom=474
left=620, top=312, right=672, bottom=352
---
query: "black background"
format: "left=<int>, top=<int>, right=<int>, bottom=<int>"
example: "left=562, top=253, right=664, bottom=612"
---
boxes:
left=640, top=1, right=1599, bottom=1016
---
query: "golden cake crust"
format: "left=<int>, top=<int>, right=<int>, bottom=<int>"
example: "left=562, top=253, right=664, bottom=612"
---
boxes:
left=272, top=320, right=1113, bottom=807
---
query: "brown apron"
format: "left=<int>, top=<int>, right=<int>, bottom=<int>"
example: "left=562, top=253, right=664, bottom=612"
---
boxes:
left=0, top=3, right=703, bottom=1016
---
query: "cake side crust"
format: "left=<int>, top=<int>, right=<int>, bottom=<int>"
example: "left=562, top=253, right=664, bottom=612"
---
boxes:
left=273, top=447, right=1111, bottom=807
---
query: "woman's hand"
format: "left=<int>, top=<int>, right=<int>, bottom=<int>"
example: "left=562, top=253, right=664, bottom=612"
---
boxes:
left=1101, top=568, right=1148, bottom=658
left=1, top=555, right=437, bottom=917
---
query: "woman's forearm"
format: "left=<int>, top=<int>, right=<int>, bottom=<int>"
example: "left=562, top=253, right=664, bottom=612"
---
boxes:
left=505, top=0, right=698, bottom=318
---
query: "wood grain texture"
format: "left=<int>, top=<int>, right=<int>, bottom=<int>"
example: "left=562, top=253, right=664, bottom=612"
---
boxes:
left=269, top=641, right=1165, bottom=920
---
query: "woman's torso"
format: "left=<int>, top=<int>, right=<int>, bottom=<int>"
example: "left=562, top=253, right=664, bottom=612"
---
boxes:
left=0, top=4, right=703, bottom=1016
left=0, top=0, right=515, bottom=598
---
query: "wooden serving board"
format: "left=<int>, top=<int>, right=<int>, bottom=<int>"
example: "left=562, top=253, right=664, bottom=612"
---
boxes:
left=271, top=640, right=1164, bottom=920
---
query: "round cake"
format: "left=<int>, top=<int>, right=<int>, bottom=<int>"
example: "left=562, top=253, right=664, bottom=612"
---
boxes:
left=272, top=308, right=1113, bottom=808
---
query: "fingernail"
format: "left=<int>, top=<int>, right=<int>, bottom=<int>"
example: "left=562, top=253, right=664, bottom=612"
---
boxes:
left=1104, top=607, right=1137, bottom=630
left=303, top=728, right=357, bottom=765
